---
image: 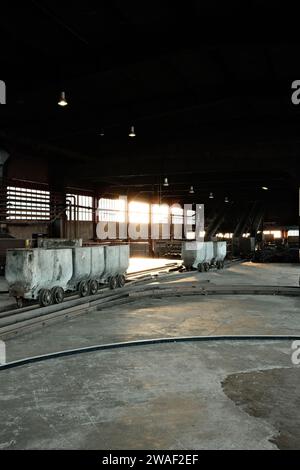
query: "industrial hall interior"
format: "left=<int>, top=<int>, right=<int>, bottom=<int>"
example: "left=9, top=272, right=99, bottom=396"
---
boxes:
left=0, top=1, right=300, bottom=452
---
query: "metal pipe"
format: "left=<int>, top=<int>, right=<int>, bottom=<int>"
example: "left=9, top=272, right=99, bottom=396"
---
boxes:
left=66, top=195, right=77, bottom=239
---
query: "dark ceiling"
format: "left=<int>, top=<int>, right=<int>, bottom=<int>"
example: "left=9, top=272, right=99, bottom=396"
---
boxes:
left=0, top=1, right=299, bottom=215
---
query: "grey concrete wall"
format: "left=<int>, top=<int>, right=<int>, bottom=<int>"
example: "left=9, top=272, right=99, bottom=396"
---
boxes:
left=65, top=221, right=94, bottom=241
left=7, top=224, right=48, bottom=239
left=7, top=222, right=93, bottom=242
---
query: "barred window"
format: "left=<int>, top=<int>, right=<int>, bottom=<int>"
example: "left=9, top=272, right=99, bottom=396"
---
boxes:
left=129, top=201, right=149, bottom=223
left=66, top=194, right=93, bottom=221
left=6, top=186, right=50, bottom=220
left=170, top=205, right=184, bottom=224
left=151, top=204, right=169, bottom=224
left=98, top=198, right=126, bottom=222
left=288, top=229, right=299, bottom=237
left=186, top=209, right=195, bottom=226
left=263, top=230, right=281, bottom=239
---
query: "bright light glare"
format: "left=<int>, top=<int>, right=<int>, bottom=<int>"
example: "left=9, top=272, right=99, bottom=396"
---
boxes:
left=98, top=198, right=126, bottom=222
left=58, top=99, right=68, bottom=107
left=129, top=201, right=149, bottom=223
left=288, top=229, right=299, bottom=237
left=263, top=230, right=281, bottom=239
left=171, top=205, right=184, bottom=224
left=127, top=257, right=182, bottom=273
left=152, top=204, right=169, bottom=223
left=216, top=232, right=233, bottom=239
left=186, top=231, right=196, bottom=240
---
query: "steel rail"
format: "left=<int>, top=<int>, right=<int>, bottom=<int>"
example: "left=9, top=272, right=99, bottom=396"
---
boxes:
left=1, top=335, right=300, bottom=372
left=2, top=259, right=298, bottom=340
left=0, top=262, right=181, bottom=317
left=1, top=282, right=299, bottom=340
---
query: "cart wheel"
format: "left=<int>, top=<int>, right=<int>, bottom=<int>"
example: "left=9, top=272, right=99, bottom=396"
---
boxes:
left=204, top=263, right=210, bottom=272
left=51, top=286, right=64, bottom=304
left=38, top=288, right=52, bottom=307
left=221, top=260, right=225, bottom=269
left=197, top=263, right=204, bottom=272
left=16, top=297, right=23, bottom=309
left=109, top=276, right=117, bottom=290
left=116, top=274, right=126, bottom=288
left=89, top=279, right=98, bottom=295
left=217, top=261, right=221, bottom=269
left=78, top=280, right=89, bottom=297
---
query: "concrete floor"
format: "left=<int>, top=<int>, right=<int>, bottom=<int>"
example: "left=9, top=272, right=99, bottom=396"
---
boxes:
left=0, top=262, right=300, bottom=449
left=0, top=342, right=298, bottom=450
left=127, top=257, right=181, bottom=273
left=4, top=294, right=300, bottom=362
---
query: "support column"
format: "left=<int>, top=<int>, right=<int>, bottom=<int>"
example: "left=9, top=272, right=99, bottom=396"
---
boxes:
left=48, top=170, right=66, bottom=239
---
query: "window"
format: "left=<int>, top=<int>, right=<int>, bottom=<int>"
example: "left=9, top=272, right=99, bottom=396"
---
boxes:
left=6, top=186, right=50, bottom=220
left=186, top=231, right=196, bottom=240
left=171, top=205, right=184, bottom=224
left=129, top=201, right=149, bottom=223
left=98, top=198, right=126, bottom=222
left=186, top=209, right=195, bottom=226
left=66, top=194, right=93, bottom=221
left=151, top=204, right=169, bottom=224
left=288, top=229, right=299, bottom=237
left=263, top=230, right=282, bottom=239
left=216, top=233, right=233, bottom=239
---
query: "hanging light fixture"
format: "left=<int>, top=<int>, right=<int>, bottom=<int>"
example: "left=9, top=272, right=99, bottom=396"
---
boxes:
left=99, top=128, right=105, bottom=136
left=129, top=125, right=136, bottom=137
left=58, top=91, right=68, bottom=107
left=262, top=186, right=268, bottom=191
left=224, top=196, right=229, bottom=203
left=209, top=192, right=214, bottom=199
left=163, top=177, right=169, bottom=187
left=189, top=185, right=195, bottom=194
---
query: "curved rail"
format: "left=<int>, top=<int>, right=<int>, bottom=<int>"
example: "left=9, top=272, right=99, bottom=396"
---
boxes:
left=1, top=282, right=300, bottom=340
left=0, top=262, right=181, bottom=316
left=1, top=334, right=299, bottom=372
left=1, top=255, right=299, bottom=340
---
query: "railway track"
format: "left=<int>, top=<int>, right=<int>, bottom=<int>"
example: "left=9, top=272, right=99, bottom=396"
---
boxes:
left=0, top=261, right=181, bottom=314
left=0, top=262, right=182, bottom=339
left=2, top=258, right=296, bottom=341
left=2, top=334, right=300, bottom=372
